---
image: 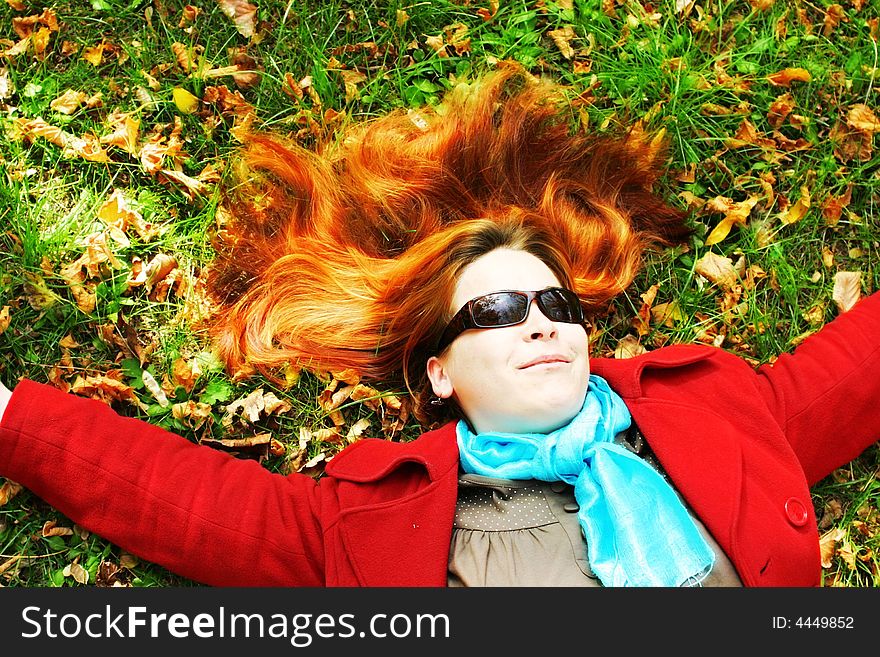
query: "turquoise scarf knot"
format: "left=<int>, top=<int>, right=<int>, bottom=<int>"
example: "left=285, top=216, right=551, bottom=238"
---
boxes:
left=456, top=374, right=715, bottom=587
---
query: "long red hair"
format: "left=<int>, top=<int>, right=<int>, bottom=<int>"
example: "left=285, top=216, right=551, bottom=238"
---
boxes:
left=206, top=61, right=692, bottom=425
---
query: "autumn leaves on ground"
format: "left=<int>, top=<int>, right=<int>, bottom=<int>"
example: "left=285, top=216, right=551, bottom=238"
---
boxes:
left=0, top=0, right=878, bottom=586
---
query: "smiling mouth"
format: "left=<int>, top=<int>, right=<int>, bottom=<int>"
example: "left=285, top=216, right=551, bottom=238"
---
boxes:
left=518, top=356, right=570, bottom=369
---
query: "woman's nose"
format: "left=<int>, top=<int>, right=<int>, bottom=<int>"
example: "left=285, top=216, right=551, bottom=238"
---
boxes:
left=522, top=300, right=556, bottom=340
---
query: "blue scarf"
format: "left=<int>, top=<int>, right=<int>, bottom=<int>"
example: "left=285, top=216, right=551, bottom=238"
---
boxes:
left=455, top=374, right=715, bottom=587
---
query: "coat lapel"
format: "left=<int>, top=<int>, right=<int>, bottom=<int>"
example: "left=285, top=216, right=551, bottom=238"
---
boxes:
left=327, top=423, right=460, bottom=586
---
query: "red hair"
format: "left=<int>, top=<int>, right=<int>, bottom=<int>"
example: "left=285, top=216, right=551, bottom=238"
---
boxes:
left=206, top=61, right=692, bottom=425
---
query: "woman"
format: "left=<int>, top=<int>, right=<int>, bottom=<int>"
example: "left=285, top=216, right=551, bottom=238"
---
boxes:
left=1, top=63, right=878, bottom=587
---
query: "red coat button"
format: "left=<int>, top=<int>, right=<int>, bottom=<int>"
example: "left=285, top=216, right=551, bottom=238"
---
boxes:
left=785, top=497, right=809, bottom=526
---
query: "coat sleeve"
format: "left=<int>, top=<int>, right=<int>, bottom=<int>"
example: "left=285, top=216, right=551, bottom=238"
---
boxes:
left=753, top=291, right=880, bottom=485
left=0, top=379, right=325, bottom=586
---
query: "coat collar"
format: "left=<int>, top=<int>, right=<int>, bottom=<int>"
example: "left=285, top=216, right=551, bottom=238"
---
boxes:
left=327, top=423, right=461, bottom=586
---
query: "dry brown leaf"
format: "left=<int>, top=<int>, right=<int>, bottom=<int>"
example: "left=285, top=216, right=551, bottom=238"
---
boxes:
left=650, top=301, right=685, bottom=327
left=694, top=251, right=740, bottom=289
left=172, top=401, right=214, bottom=429
left=50, top=89, right=88, bottom=115
left=339, top=69, right=367, bottom=103
left=846, top=104, right=880, bottom=133
left=819, top=527, right=846, bottom=568
left=217, top=0, right=257, bottom=38
left=171, top=357, right=202, bottom=392
left=223, top=388, right=292, bottom=425
left=822, top=185, right=852, bottom=226
left=823, top=4, right=847, bottom=36
left=100, top=112, right=140, bottom=155
left=63, top=562, right=89, bottom=584
left=614, top=334, right=646, bottom=359
left=140, top=370, right=169, bottom=407
left=0, top=479, right=23, bottom=506
left=346, top=418, right=372, bottom=442
left=477, top=0, right=500, bottom=20
left=767, top=92, right=795, bottom=128
left=23, top=272, right=61, bottom=310
left=42, top=520, right=74, bottom=537
left=548, top=26, right=576, bottom=60
left=832, top=271, right=861, bottom=313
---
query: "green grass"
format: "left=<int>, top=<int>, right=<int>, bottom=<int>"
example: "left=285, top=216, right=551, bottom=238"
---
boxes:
left=1, top=0, right=878, bottom=586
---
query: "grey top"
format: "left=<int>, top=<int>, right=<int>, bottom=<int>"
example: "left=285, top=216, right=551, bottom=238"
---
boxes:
left=447, top=428, right=743, bottom=587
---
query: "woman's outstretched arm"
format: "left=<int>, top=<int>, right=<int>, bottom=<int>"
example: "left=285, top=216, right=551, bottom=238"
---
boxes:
left=754, top=290, right=880, bottom=485
left=0, top=379, right=326, bottom=586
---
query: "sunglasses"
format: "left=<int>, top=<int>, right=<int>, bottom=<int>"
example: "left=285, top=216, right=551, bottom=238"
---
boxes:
left=435, top=287, right=586, bottom=353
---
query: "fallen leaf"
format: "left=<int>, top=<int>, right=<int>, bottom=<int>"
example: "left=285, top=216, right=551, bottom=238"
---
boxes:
left=346, top=418, right=372, bottom=442
left=141, top=369, right=169, bottom=407
left=42, top=520, right=74, bottom=537
left=223, top=388, right=292, bottom=425
left=172, top=86, right=200, bottom=114
left=172, top=400, right=213, bottom=429
left=819, top=527, right=846, bottom=568
left=614, top=334, right=646, bottom=359
left=822, top=185, right=852, bottom=226
left=767, top=67, right=812, bottom=86
left=548, top=26, right=576, bottom=60
left=217, top=0, right=257, bottom=38
left=62, top=561, right=89, bottom=584
left=650, top=301, right=685, bottom=327
left=0, top=479, right=23, bottom=506
left=694, top=252, right=740, bottom=289
left=704, top=196, right=759, bottom=246
left=0, top=306, right=10, bottom=336
left=779, top=185, right=811, bottom=225
left=846, top=104, right=880, bottom=133
left=832, top=271, right=861, bottom=313
left=50, top=89, right=88, bottom=114
left=100, top=112, right=140, bottom=155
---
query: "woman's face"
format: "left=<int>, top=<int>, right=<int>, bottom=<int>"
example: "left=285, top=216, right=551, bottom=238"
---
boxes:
left=426, top=248, right=590, bottom=434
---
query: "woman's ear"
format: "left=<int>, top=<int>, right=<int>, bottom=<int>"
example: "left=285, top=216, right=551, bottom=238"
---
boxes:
left=426, top=355, right=454, bottom=399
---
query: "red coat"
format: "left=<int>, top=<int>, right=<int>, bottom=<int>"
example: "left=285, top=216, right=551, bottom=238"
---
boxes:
left=2, top=292, right=879, bottom=587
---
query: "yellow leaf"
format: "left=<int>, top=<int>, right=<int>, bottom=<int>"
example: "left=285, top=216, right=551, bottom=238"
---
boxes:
left=779, top=186, right=811, bottom=225
left=81, top=42, right=105, bottom=66
left=767, top=67, right=812, bottom=86
left=704, top=216, right=736, bottom=246
left=0, top=306, right=10, bottom=336
left=650, top=301, right=685, bottom=327
left=172, top=86, right=200, bottom=114
left=832, top=271, right=861, bottom=313
left=50, top=89, right=88, bottom=115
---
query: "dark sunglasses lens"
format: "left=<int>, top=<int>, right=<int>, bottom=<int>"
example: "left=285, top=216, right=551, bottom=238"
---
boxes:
left=471, top=292, right=528, bottom=327
left=539, top=289, right=583, bottom=322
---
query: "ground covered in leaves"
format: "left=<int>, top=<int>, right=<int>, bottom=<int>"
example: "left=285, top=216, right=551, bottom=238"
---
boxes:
left=0, top=0, right=878, bottom=586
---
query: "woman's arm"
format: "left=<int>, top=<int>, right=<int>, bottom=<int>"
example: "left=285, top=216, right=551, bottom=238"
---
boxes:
left=0, top=379, right=325, bottom=586
left=754, top=291, right=880, bottom=485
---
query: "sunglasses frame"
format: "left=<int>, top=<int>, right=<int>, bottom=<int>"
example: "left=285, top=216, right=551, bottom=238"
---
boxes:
left=434, top=287, right=586, bottom=353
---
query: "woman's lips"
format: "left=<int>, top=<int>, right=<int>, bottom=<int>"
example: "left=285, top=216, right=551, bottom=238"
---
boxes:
left=518, top=354, right=570, bottom=369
